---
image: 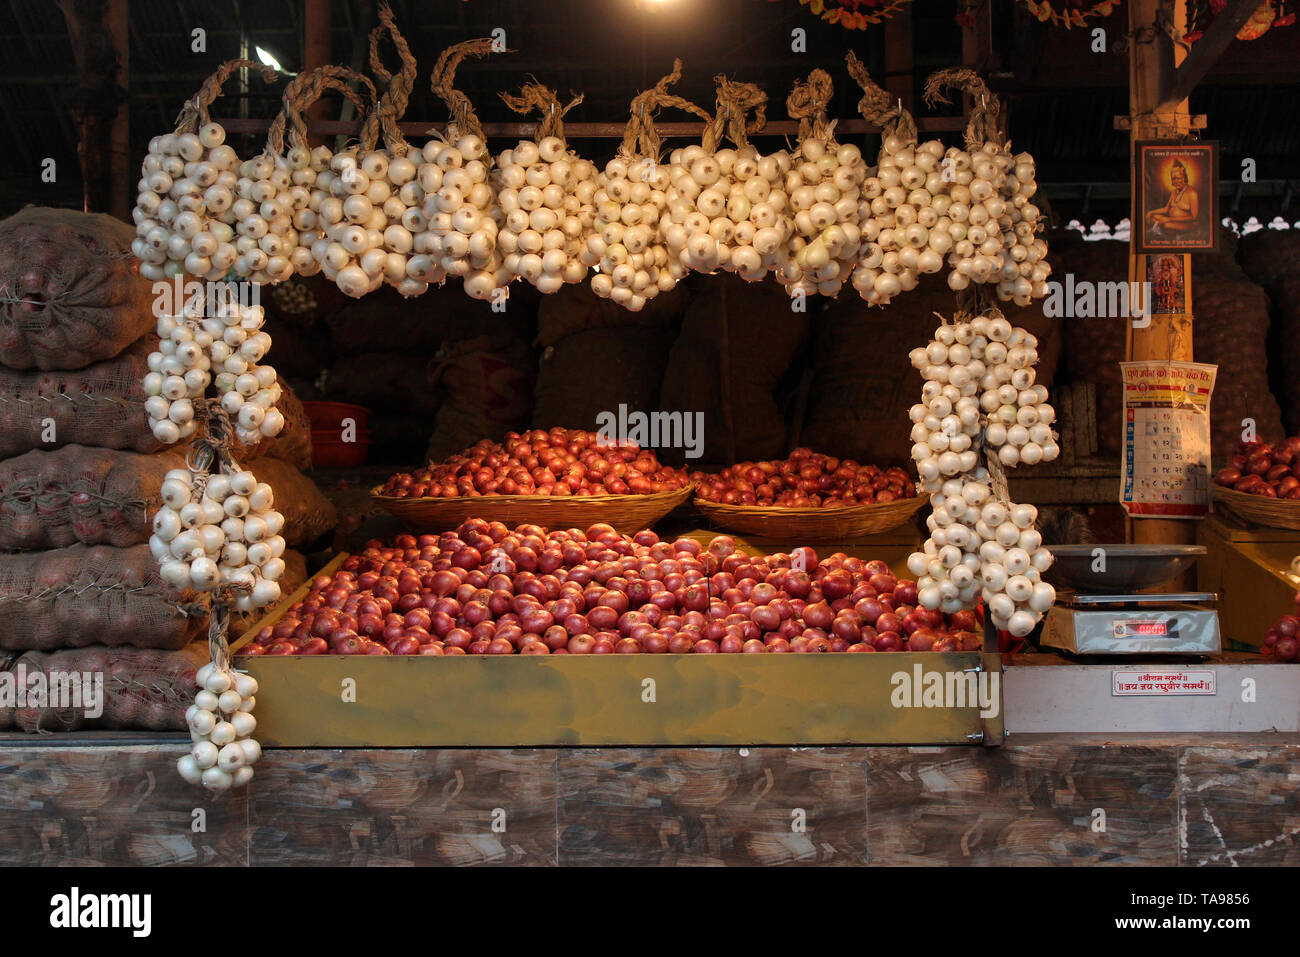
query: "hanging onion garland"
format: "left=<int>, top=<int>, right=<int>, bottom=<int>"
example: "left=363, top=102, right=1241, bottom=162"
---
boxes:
left=413, top=39, right=511, bottom=302
left=664, top=75, right=782, bottom=281
left=906, top=308, right=1057, bottom=636
left=497, top=83, right=597, bottom=292
left=588, top=60, right=707, bottom=310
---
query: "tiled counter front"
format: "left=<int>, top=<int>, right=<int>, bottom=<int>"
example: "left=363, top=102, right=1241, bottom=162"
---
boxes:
left=2, top=738, right=1297, bottom=866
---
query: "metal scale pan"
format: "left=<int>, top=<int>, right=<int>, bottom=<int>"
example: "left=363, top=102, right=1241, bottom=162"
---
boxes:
left=1039, top=545, right=1221, bottom=655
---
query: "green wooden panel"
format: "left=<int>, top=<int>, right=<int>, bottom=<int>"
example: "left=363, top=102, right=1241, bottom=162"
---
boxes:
left=241, top=652, right=1003, bottom=747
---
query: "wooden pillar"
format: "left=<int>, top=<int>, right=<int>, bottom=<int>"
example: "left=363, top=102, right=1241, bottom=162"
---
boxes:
left=303, top=0, right=331, bottom=121
left=108, top=0, right=129, bottom=220
left=1125, top=0, right=1194, bottom=556
left=58, top=0, right=129, bottom=217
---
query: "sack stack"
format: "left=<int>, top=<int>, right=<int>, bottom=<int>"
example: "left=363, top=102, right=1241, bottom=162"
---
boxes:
left=0, top=207, right=332, bottom=733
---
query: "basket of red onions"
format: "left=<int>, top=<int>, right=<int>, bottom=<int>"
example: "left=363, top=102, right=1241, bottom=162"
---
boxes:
left=372, top=428, right=694, bottom=533
left=691, top=449, right=925, bottom=539
left=1213, top=437, right=1300, bottom=530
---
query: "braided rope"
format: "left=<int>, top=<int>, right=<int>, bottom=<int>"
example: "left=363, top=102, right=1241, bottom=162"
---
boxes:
left=267, top=66, right=377, bottom=156
left=499, top=81, right=584, bottom=142
left=368, top=1, right=418, bottom=155
left=430, top=38, right=498, bottom=142
left=622, top=59, right=711, bottom=159
left=786, top=68, right=836, bottom=142
left=845, top=50, right=917, bottom=143
left=924, top=67, right=1004, bottom=150
left=703, top=75, right=767, bottom=153
left=173, top=59, right=278, bottom=134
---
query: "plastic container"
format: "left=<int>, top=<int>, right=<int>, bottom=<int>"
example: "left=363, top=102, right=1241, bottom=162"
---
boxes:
left=310, top=429, right=371, bottom=468
left=301, top=401, right=371, bottom=434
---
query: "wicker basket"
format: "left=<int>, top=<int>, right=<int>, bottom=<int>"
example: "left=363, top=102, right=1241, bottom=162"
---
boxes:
left=695, top=495, right=928, bottom=539
left=1212, top=484, right=1300, bottom=530
left=370, top=486, right=694, bottom=533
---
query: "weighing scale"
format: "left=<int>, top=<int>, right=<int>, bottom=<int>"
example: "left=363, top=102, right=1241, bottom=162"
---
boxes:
left=1038, top=545, right=1221, bottom=655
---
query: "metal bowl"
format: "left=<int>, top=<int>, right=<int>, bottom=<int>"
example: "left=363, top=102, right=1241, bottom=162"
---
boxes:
left=1045, top=544, right=1206, bottom=593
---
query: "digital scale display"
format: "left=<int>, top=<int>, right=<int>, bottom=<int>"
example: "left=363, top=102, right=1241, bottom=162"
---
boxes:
left=1113, top=618, right=1176, bottom=639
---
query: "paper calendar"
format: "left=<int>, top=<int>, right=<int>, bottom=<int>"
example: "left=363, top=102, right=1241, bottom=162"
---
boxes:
left=1120, top=361, right=1217, bottom=518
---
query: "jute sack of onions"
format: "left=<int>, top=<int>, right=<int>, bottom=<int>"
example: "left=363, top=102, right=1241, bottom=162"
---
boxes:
left=132, top=59, right=279, bottom=283
left=411, top=39, right=509, bottom=302
left=846, top=53, right=946, bottom=305
left=588, top=60, right=703, bottom=311
left=923, top=70, right=1049, bottom=305
left=496, top=83, right=597, bottom=293
left=259, top=66, right=377, bottom=285
left=0, top=545, right=205, bottom=652
left=664, top=76, right=787, bottom=282
left=777, top=69, right=867, bottom=299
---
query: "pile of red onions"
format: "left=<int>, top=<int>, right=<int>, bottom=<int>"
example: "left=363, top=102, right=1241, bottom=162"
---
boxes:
left=240, top=520, right=981, bottom=655
left=692, top=449, right=916, bottom=507
left=1215, top=437, right=1300, bottom=499
left=1263, top=597, right=1300, bottom=662
left=380, top=428, right=692, bottom=498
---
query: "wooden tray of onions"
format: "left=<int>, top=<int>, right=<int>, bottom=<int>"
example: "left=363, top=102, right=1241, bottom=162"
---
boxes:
left=371, top=486, right=694, bottom=534
left=695, top=496, right=927, bottom=539
left=693, top=453, right=927, bottom=538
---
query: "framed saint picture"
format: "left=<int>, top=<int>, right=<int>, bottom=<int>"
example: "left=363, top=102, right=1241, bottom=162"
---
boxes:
left=1134, top=141, right=1219, bottom=253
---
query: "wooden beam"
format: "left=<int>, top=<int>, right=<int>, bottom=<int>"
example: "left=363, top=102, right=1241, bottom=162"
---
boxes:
left=1159, top=0, right=1259, bottom=110
left=213, top=116, right=972, bottom=139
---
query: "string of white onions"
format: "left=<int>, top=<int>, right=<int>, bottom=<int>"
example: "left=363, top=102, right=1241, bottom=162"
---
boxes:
left=776, top=137, right=867, bottom=299
left=132, top=107, right=1051, bottom=311
left=663, top=144, right=795, bottom=283
left=177, top=663, right=261, bottom=791
left=496, top=136, right=599, bottom=292
left=907, top=311, right=1057, bottom=636
left=587, top=153, right=683, bottom=311
left=132, top=124, right=243, bottom=283
left=411, top=132, right=510, bottom=301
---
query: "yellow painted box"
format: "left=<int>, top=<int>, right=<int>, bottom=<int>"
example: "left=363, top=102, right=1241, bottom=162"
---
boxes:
left=231, top=555, right=1002, bottom=748
left=1197, top=514, right=1299, bottom=647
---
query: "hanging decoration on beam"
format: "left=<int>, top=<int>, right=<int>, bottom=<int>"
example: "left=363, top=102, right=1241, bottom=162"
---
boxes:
left=797, top=0, right=913, bottom=30
left=985, top=0, right=1120, bottom=28
left=1184, top=0, right=1293, bottom=43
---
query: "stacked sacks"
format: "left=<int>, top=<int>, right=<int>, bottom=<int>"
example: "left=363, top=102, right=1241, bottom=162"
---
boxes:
left=0, top=210, right=327, bottom=733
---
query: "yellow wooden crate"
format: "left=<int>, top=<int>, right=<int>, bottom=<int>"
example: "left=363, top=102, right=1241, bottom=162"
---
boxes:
left=1197, top=517, right=1299, bottom=647
left=230, top=553, right=1001, bottom=748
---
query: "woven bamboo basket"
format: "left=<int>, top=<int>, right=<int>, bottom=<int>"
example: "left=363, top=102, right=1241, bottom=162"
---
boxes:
left=370, top=485, right=694, bottom=533
left=1212, top=485, right=1300, bottom=530
left=695, top=494, right=928, bottom=539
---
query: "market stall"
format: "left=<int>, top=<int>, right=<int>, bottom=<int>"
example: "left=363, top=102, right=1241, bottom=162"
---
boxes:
left=1, top=0, right=1299, bottom=871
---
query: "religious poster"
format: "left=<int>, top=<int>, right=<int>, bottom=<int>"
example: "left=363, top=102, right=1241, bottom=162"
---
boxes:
left=1135, top=141, right=1218, bottom=253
